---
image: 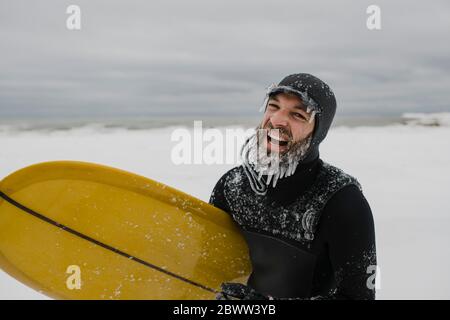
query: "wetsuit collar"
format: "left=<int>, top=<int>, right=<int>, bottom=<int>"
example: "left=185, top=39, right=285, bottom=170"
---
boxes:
left=265, top=154, right=322, bottom=203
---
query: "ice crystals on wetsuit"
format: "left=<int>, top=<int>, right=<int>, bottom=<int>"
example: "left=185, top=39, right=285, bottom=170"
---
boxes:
left=222, top=162, right=362, bottom=243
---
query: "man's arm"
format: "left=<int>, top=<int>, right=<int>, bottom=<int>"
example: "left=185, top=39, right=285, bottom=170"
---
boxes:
left=318, top=184, right=377, bottom=300
left=209, top=173, right=231, bottom=213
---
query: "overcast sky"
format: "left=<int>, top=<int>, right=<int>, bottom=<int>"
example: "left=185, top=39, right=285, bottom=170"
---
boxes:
left=1, top=0, right=449, bottom=119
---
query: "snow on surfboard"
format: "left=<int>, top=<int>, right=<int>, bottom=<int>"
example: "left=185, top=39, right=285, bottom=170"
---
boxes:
left=0, top=161, right=251, bottom=299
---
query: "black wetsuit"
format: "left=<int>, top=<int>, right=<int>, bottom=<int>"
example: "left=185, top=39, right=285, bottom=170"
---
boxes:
left=210, top=73, right=377, bottom=300
left=209, top=156, right=377, bottom=300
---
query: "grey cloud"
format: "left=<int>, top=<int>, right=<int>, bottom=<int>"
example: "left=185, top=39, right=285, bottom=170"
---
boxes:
left=0, top=0, right=449, bottom=119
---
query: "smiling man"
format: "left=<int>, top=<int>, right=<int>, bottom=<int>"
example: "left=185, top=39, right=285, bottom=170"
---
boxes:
left=209, top=73, right=377, bottom=300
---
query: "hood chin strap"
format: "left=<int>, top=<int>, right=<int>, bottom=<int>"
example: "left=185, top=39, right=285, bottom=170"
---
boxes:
left=242, top=162, right=268, bottom=196
left=241, top=135, right=269, bottom=195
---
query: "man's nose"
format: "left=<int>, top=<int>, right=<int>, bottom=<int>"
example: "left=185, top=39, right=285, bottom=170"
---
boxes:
left=270, top=110, right=289, bottom=127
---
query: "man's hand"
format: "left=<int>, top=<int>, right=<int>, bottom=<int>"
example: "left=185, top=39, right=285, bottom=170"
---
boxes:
left=216, top=282, right=270, bottom=300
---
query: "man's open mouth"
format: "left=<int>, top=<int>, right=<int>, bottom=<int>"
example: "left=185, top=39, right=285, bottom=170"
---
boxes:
left=267, top=130, right=290, bottom=147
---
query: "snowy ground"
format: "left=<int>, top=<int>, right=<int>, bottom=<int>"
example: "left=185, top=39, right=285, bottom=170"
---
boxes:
left=0, top=121, right=449, bottom=299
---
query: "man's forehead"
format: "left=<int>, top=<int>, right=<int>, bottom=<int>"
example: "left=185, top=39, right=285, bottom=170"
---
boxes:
left=268, top=93, right=308, bottom=112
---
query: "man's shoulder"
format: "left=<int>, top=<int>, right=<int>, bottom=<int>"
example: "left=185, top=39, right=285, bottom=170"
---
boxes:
left=215, top=165, right=246, bottom=188
left=326, top=183, right=366, bottom=207
left=319, top=161, right=362, bottom=193
left=209, top=165, right=246, bottom=210
left=313, top=161, right=369, bottom=221
left=319, top=164, right=372, bottom=225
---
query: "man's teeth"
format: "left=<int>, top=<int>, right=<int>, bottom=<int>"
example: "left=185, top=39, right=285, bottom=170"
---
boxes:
left=267, top=132, right=289, bottom=147
left=268, top=132, right=289, bottom=142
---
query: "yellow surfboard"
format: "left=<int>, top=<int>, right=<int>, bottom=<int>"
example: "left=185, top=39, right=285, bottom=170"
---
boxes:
left=0, top=161, right=251, bottom=299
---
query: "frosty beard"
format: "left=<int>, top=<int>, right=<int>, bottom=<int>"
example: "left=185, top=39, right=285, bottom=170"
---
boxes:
left=241, top=123, right=312, bottom=190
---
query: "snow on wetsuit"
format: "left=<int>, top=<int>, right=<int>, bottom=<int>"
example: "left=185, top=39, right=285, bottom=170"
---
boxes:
left=209, top=156, right=377, bottom=300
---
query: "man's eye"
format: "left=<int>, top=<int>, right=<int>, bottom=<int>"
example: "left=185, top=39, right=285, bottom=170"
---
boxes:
left=268, top=104, right=279, bottom=110
left=293, top=113, right=306, bottom=120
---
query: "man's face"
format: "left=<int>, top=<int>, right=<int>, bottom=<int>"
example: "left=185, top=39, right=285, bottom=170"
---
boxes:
left=260, top=93, right=315, bottom=154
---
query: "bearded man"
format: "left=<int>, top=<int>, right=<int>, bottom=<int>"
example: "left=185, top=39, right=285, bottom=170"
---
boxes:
left=209, top=73, right=377, bottom=300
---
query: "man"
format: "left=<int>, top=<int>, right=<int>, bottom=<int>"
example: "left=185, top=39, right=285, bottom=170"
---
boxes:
left=209, top=73, right=377, bottom=300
